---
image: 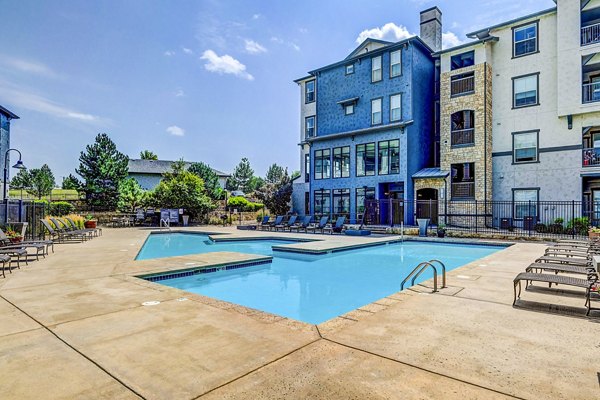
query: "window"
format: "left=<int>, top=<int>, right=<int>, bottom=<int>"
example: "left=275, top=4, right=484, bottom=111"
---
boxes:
left=371, top=98, right=382, bottom=125
left=305, top=80, right=315, bottom=103
left=356, top=187, right=375, bottom=214
left=345, top=64, right=354, bottom=75
left=314, top=149, right=330, bottom=180
left=304, top=153, right=310, bottom=182
left=451, top=163, right=475, bottom=199
left=513, top=189, right=538, bottom=219
left=513, top=74, right=539, bottom=108
left=345, top=104, right=354, bottom=115
left=356, top=143, right=376, bottom=177
left=371, top=55, right=382, bottom=82
left=305, top=116, right=315, bottom=139
left=304, top=192, right=310, bottom=215
left=313, top=189, right=330, bottom=216
left=450, top=51, right=475, bottom=70
left=390, top=50, right=402, bottom=77
left=513, top=131, right=538, bottom=163
left=333, top=146, right=350, bottom=178
left=333, top=189, right=350, bottom=216
left=513, top=22, right=538, bottom=57
left=378, top=140, right=400, bottom=175
left=451, top=110, right=475, bottom=146
left=390, top=94, right=402, bottom=122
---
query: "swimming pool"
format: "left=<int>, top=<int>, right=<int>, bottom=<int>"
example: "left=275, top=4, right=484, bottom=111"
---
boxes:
left=139, top=233, right=503, bottom=324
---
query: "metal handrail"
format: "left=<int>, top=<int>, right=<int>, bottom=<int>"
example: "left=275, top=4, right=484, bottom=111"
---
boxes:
left=428, top=259, right=447, bottom=288
left=401, top=261, right=438, bottom=292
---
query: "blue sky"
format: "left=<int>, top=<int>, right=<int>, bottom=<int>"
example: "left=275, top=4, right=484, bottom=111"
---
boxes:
left=0, top=0, right=555, bottom=181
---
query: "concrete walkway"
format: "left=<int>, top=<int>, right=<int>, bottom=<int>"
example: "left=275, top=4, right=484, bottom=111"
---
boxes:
left=0, top=227, right=597, bottom=399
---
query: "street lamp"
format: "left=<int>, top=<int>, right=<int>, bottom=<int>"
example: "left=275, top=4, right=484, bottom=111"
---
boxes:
left=3, top=148, right=27, bottom=223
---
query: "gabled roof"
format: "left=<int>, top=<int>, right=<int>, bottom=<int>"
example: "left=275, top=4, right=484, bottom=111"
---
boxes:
left=128, top=159, right=230, bottom=177
left=0, top=105, right=19, bottom=119
left=346, top=38, right=394, bottom=60
left=466, top=7, right=556, bottom=39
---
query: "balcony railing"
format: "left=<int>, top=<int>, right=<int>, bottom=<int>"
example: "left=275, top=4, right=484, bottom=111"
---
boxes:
left=451, top=128, right=475, bottom=146
left=583, top=82, right=600, bottom=103
left=581, top=22, right=600, bottom=46
left=451, top=182, right=475, bottom=199
left=451, top=75, right=475, bottom=97
left=583, top=148, right=600, bottom=167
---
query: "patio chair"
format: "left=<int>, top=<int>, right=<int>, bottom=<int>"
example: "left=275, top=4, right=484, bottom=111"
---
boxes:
left=526, top=262, right=596, bottom=277
left=267, top=216, right=284, bottom=231
left=51, top=218, right=93, bottom=240
left=65, top=217, right=102, bottom=237
left=0, top=227, right=53, bottom=254
left=258, top=216, right=271, bottom=230
left=0, top=247, right=28, bottom=268
left=0, top=254, right=11, bottom=278
left=289, top=216, right=312, bottom=233
left=41, top=219, right=87, bottom=243
left=0, top=230, right=46, bottom=261
left=306, top=216, right=329, bottom=234
left=323, top=216, right=346, bottom=234
left=513, top=271, right=598, bottom=316
left=135, top=209, right=145, bottom=225
left=536, top=254, right=592, bottom=267
left=275, top=215, right=297, bottom=231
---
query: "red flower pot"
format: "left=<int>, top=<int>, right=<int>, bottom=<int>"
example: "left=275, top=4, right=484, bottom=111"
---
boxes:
left=84, top=220, right=97, bottom=229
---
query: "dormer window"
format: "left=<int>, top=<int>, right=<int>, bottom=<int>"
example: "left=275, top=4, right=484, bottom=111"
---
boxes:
left=345, top=64, right=354, bottom=75
left=337, top=97, right=359, bottom=116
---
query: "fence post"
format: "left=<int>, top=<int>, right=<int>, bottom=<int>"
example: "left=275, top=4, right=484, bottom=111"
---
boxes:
left=528, top=200, right=532, bottom=237
left=389, top=197, right=393, bottom=227
left=475, top=199, right=478, bottom=234
left=572, top=200, right=575, bottom=239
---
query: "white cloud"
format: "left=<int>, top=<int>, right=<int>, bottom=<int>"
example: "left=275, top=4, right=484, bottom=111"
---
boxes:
left=164, top=50, right=175, bottom=56
left=252, top=13, right=262, bottom=20
left=244, top=39, right=267, bottom=54
left=442, top=31, right=465, bottom=49
left=356, top=23, right=415, bottom=44
left=289, top=42, right=301, bottom=52
left=175, top=89, right=185, bottom=97
left=0, top=56, right=59, bottom=78
left=200, top=50, right=254, bottom=81
left=270, top=37, right=300, bottom=52
left=270, top=36, right=284, bottom=44
left=182, top=47, right=193, bottom=55
left=166, top=125, right=185, bottom=136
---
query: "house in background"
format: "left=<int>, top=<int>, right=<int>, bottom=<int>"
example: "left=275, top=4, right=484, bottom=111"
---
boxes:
left=127, top=159, right=230, bottom=190
left=0, top=105, right=19, bottom=200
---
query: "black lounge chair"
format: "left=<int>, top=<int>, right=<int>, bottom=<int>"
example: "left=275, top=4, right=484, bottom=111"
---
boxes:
left=289, top=216, right=312, bottom=233
left=536, top=255, right=591, bottom=267
left=0, top=247, right=28, bottom=268
left=65, top=217, right=101, bottom=237
left=513, top=271, right=598, bottom=316
left=276, top=215, right=297, bottom=231
left=41, top=220, right=87, bottom=243
left=0, top=227, right=53, bottom=255
left=258, top=215, right=271, bottom=230
left=267, top=216, right=284, bottom=231
left=0, top=254, right=10, bottom=278
left=306, top=216, right=329, bottom=234
left=51, top=218, right=92, bottom=240
left=526, top=262, right=596, bottom=277
left=324, top=216, right=346, bottom=234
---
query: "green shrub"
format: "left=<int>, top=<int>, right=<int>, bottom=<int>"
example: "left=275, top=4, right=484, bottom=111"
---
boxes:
left=554, top=217, right=564, bottom=225
left=48, top=201, right=74, bottom=216
left=534, top=223, right=547, bottom=233
left=227, top=196, right=263, bottom=212
left=567, top=217, right=589, bottom=235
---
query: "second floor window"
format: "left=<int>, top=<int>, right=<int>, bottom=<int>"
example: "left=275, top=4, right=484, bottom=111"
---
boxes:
left=372, top=55, right=382, bottom=82
left=450, top=51, right=475, bottom=70
left=451, top=110, right=475, bottom=146
left=378, top=140, right=400, bottom=175
left=513, top=131, right=538, bottom=163
left=356, top=143, right=376, bottom=177
left=304, top=153, right=310, bottom=182
left=451, top=163, right=475, bottom=199
left=513, top=74, right=539, bottom=108
left=390, top=50, right=401, bottom=77
left=345, top=104, right=354, bottom=115
left=390, top=94, right=401, bottom=121
left=305, top=80, right=315, bottom=103
left=513, top=22, right=538, bottom=57
left=371, top=98, right=382, bottom=125
left=305, top=116, right=315, bottom=139
left=333, top=146, right=350, bottom=178
left=314, top=149, right=330, bottom=180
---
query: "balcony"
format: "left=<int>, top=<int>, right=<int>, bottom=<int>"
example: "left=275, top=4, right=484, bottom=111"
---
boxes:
left=583, top=148, right=600, bottom=167
left=450, top=74, right=475, bottom=97
left=451, top=182, right=475, bottom=199
left=582, top=22, right=600, bottom=46
left=583, top=82, right=600, bottom=103
left=451, top=128, right=475, bottom=147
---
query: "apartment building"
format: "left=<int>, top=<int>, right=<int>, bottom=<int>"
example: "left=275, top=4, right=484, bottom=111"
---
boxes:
left=291, top=8, right=440, bottom=224
left=0, top=105, right=19, bottom=200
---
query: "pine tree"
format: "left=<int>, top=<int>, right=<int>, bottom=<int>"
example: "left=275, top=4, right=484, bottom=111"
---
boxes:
left=188, top=162, right=223, bottom=200
left=27, top=164, right=55, bottom=199
left=265, top=163, right=285, bottom=184
left=140, top=150, right=158, bottom=160
left=76, top=133, right=129, bottom=209
left=61, top=174, right=81, bottom=190
left=10, top=169, right=32, bottom=191
left=228, top=158, right=254, bottom=193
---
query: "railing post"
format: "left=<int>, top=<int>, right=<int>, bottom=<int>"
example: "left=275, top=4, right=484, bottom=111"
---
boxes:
left=572, top=200, right=576, bottom=239
left=475, top=199, right=478, bottom=233
left=528, top=200, right=532, bottom=237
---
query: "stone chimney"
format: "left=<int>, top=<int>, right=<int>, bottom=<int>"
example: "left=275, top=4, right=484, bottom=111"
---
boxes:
left=420, top=6, right=442, bottom=52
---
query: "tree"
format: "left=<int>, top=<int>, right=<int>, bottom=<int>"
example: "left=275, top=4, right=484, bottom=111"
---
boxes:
left=265, top=163, right=285, bottom=184
left=76, top=133, right=129, bottom=209
left=188, top=162, right=223, bottom=200
left=255, top=168, right=292, bottom=216
left=227, top=158, right=254, bottom=193
left=247, top=176, right=265, bottom=193
left=27, top=164, right=56, bottom=199
left=117, top=178, right=147, bottom=212
left=140, top=150, right=158, bottom=160
left=10, top=169, right=32, bottom=191
left=150, top=160, right=216, bottom=220
left=61, top=174, right=81, bottom=190
left=291, top=170, right=301, bottom=180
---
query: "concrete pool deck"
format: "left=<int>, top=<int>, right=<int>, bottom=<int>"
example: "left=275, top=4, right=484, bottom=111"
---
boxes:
left=0, top=226, right=597, bottom=399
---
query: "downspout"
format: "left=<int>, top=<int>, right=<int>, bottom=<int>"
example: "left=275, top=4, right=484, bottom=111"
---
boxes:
left=483, top=60, right=490, bottom=227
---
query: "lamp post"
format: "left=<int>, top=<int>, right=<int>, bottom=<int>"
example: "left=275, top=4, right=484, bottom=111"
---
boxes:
left=3, top=148, right=27, bottom=224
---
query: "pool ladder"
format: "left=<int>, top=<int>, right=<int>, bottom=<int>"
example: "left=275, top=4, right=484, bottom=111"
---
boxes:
left=400, top=259, right=446, bottom=293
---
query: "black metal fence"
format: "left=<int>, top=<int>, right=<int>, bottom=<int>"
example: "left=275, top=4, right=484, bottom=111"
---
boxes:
left=310, top=199, right=598, bottom=239
left=0, top=199, right=48, bottom=239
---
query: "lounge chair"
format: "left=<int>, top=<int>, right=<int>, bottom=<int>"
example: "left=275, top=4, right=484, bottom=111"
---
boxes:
left=306, top=216, right=329, bottom=234
left=536, top=254, right=591, bottom=267
left=51, top=218, right=92, bottom=240
left=41, top=219, right=87, bottom=243
left=258, top=216, right=271, bottom=230
left=0, top=227, right=53, bottom=254
left=276, top=215, right=297, bottom=231
left=0, top=254, right=11, bottom=278
left=0, top=247, right=28, bottom=268
left=513, top=271, right=598, bottom=316
left=65, top=217, right=101, bottom=237
left=289, top=216, right=312, bottom=233
left=267, top=216, right=284, bottom=231
left=526, top=262, right=596, bottom=277
left=323, top=216, right=346, bottom=234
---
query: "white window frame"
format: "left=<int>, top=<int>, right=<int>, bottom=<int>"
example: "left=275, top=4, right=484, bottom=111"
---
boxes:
left=371, top=98, right=382, bottom=125
left=513, top=22, right=538, bottom=57
left=305, top=80, right=315, bottom=103
left=371, top=55, right=382, bottom=82
left=345, top=64, right=354, bottom=75
left=390, top=50, right=402, bottom=77
left=513, top=73, right=539, bottom=108
left=344, top=104, right=354, bottom=115
left=513, top=131, right=538, bottom=163
left=513, top=189, right=538, bottom=219
left=305, top=116, right=315, bottom=139
left=390, top=94, right=401, bottom=122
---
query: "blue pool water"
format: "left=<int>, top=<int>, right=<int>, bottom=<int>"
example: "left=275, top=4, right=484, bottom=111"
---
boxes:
left=139, top=233, right=503, bottom=324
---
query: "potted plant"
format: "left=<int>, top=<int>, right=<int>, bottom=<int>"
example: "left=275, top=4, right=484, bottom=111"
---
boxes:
left=437, top=224, right=446, bottom=238
left=5, top=228, right=23, bottom=243
left=84, top=214, right=97, bottom=229
left=589, top=226, right=600, bottom=239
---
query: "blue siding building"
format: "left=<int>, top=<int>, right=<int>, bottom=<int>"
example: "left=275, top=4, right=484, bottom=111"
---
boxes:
left=293, top=8, right=441, bottom=224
